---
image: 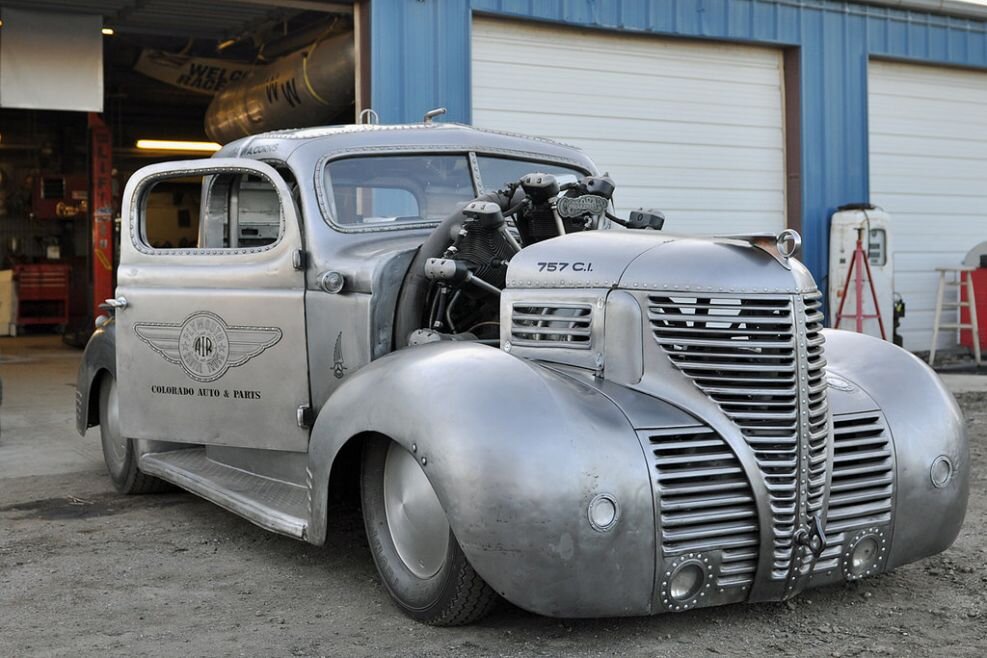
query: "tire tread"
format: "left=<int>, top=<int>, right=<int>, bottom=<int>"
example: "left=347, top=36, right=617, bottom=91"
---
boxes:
left=428, top=561, right=499, bottom=626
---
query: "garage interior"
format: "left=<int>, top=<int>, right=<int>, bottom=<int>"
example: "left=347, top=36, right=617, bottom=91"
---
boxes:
left=0, top=0, right=357, bottom=343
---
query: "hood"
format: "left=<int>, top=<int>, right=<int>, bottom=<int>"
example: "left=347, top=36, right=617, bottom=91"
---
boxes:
left=506, top=230, right=817, bottom=294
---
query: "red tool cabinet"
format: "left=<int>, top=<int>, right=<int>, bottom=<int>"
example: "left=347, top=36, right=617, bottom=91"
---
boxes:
left=960, top=268, right=987, bottom=351
left=13, top=264, right=71, bottom=330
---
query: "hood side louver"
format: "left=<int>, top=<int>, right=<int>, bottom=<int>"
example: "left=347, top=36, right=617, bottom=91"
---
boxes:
left=510, top=303, right=593, bottom=349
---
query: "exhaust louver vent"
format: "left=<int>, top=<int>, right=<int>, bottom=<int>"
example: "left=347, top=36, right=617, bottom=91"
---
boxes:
left=648, top=292, right=830, bottom=580
left=510, top=303, right=592, bottom=349
left=649, top=427, right=759, bottom=589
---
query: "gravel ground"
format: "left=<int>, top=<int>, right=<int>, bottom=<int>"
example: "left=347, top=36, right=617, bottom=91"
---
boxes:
left=1, top=337, right=986, bottom=657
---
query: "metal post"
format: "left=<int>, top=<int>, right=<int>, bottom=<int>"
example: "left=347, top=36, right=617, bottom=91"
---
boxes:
left=854, top=232, right=864, bottom=333
left=88, top=113, right=114, bottom=321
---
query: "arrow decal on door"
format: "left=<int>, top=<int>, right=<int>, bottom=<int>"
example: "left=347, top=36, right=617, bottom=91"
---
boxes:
left=135, top=311, right=282, bottom=382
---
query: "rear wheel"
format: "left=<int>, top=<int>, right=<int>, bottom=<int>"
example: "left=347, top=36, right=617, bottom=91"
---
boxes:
left=361, top=437, right=497, bottom=625
left=98, top=375, right=169, bottom=494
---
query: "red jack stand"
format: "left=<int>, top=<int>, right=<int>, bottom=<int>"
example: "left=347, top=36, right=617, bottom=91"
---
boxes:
left=835, top=227, right=887, bottom=340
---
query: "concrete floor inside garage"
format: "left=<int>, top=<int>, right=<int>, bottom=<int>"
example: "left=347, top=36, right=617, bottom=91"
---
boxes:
left=1, top=335, right=986, bottom=656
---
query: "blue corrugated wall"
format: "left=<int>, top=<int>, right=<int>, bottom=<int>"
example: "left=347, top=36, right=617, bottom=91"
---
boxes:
left=371, top=0, right=987, bottom=284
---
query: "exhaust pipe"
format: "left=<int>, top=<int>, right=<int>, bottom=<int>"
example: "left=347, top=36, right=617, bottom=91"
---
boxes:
left=204, top=31, right=354, bottom=144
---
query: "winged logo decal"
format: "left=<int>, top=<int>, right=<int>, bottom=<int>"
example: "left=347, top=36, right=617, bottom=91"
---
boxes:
left=134, top=311, right=282, bottom=382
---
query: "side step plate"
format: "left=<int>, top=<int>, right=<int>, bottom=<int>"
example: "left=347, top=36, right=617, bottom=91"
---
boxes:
left=140, top=448, right=309, bottom=540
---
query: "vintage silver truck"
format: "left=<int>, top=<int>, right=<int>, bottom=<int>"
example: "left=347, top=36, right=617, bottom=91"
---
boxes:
left=76, top=122, right=967, bottom=625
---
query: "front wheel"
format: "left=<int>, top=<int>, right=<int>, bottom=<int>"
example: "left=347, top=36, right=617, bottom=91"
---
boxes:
left=98, top=375, right=169, bottom=494
left=360, top=437, right=498, bottom=625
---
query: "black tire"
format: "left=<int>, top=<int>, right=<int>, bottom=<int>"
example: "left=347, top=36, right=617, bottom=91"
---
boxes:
left=98, top=375, right=170, bottom=495
left=361, top=436, right=498, bottom=625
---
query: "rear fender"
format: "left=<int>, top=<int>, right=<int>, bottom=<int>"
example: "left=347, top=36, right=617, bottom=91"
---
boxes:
left=308, top=342, right=657, bottom=617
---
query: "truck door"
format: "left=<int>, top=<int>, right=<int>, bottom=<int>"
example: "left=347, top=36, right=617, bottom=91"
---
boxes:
left=114, top=159, right=311, bottom=451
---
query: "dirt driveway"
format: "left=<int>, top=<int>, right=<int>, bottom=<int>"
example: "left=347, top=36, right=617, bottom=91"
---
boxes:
left=1, top=337, right=985, bottom=657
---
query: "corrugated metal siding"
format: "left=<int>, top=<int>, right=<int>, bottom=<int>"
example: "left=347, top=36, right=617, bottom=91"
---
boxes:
left=370, top=0, right=471, bottom=128
left=371, top=0, right=987, bottom=289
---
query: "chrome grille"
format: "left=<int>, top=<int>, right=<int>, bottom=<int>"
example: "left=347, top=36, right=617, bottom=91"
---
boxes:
left=510, top=303, right=592, bottom=349
left=814, top=412, right=894, bottom=572
left=648, top=291, right=830, bottom=580
left=649, top=427, right=759, bottom=588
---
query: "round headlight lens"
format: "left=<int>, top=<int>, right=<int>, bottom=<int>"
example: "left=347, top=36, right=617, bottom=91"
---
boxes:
left=931, top=456, right=953, bottom=488
left=850, top=536, right=880, bottom=575
left=587, top=494, right=618, bottom=531
left=669, top=563, right=705, bottom=602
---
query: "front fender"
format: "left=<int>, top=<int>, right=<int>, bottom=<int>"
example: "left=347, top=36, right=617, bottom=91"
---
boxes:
left=823, top=329, right=969, bottom=568
left=75, top=319, right=116, bottom=435
left=308, top=342, right=657, bottom=617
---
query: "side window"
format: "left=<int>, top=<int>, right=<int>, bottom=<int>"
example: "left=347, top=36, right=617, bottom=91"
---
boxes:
left=139, top=172, right=283, bottom=250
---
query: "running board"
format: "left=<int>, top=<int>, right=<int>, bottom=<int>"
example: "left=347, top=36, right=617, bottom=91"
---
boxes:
left=140, top=448, right=309, bottom=540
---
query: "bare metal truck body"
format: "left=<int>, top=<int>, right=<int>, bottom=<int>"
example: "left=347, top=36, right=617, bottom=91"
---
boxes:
left=77, top=124, right=967, bottom=624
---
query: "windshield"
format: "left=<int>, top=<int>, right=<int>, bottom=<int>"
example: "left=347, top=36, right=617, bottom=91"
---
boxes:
left=324, top=155, right=475, bottom=227
left=323, top=153, right=589, bottom=229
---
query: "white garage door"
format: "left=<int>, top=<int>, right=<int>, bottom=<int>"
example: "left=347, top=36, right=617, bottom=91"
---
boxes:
left=869, top=60, right=987, bottom=351
left=471, top=17, right=787, bottom=235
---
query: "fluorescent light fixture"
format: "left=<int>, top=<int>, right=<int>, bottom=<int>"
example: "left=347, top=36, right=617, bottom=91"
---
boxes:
left=136, top=139, right=222, bottom=152
left=101, top=27, right=114, bottom=35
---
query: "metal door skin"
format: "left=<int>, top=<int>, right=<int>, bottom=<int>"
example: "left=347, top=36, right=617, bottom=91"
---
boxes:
left=114, top=158, right=311, bottom=452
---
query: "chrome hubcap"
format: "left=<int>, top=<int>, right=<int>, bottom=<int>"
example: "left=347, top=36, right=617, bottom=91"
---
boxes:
left=101, top=379, right=128, bottom=473
left=382, top=442, right=450, bottom=579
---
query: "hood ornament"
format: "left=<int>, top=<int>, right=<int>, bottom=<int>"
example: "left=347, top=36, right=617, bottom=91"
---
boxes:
left=776, top=229, right=802, bottom=259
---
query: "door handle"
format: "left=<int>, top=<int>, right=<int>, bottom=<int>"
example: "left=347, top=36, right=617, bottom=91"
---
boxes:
left=105, top=296, right=129, bottom=310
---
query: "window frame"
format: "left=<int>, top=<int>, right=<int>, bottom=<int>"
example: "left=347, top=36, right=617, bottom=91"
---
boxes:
left=131, top=164, right=291, bottom=257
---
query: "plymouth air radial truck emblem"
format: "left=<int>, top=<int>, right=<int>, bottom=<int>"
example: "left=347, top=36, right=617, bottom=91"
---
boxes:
left=134, top=311, right=282, bottom=382
left=332, top=331, right=347, bottom=379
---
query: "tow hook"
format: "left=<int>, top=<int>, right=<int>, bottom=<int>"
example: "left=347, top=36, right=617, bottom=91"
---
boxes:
left=795, top=513, right=828, bottom=558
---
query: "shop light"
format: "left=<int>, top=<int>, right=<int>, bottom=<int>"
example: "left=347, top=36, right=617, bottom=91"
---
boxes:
left=102, top=27, right=115, bottom=36
left=136, top=139, right=222, bottom=153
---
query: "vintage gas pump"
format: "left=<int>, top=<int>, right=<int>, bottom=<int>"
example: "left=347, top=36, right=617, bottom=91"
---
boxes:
left=829, top=203, right=894, bottom=340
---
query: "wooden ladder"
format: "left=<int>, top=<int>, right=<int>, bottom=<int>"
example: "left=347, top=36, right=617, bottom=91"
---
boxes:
left=929, top=266, right=982, bottom=367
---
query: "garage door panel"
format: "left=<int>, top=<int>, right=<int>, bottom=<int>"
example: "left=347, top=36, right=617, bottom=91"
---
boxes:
left=868, top=154, right=987, bottom=181
left=868, top=97, right=987, bottom=130
left=869, top=59, right=987, bottom=351
left=475, top=115, right=783, bottom=149
left=475, top=89, right=781, bottom=127
left=615, top=167, right=787, bottom=189
left=870, top=134, right=987, bottom=160
left=876, top=193, right=987, bottom=216
left=474, top=66, right=783, bottom=107
left=473, top=25, right=781, bottom=82
left=869, top=72, right=987, bottom=103
left=472, top=17, right=786, bottom=235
